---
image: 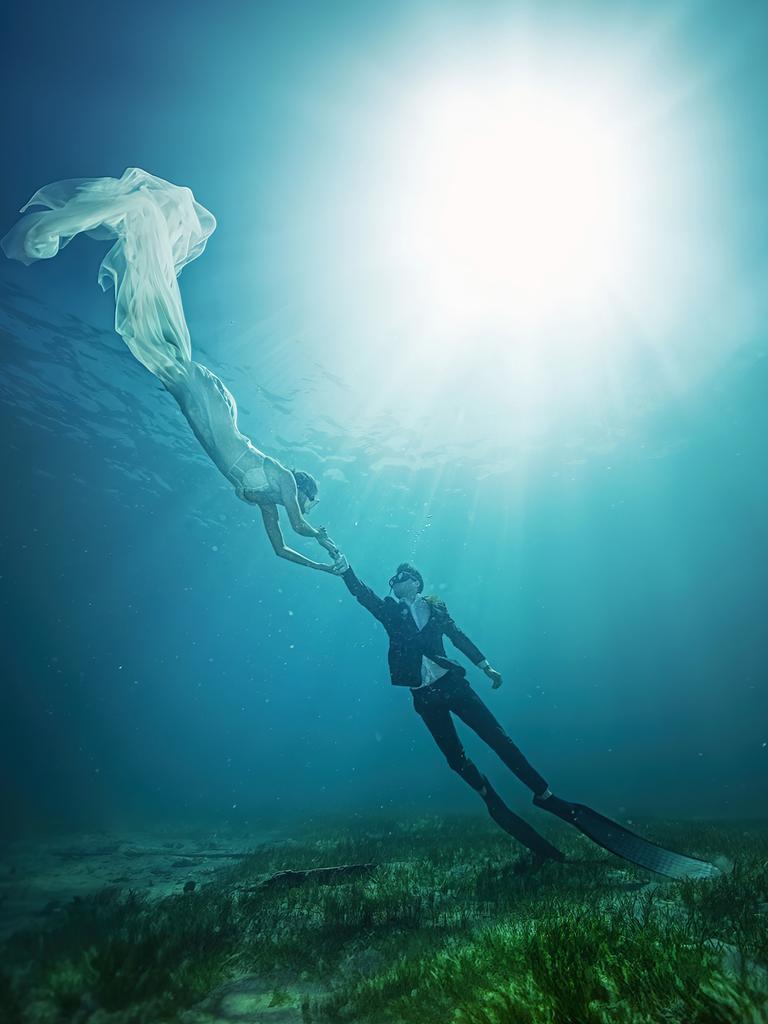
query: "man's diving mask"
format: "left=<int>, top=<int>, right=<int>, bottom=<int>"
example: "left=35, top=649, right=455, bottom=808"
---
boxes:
left=389, top=569, right=419, bottom=589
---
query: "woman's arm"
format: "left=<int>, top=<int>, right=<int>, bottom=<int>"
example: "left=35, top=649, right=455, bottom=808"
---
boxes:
left=260, top=506, right=336, bottom=573
left=272, top=461, right=339, bottom=554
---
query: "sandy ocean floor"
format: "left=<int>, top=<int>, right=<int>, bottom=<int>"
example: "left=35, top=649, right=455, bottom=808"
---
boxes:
left=0, top=823, right=283, bottom=942
left=2, top=818, right=766, bottom=1024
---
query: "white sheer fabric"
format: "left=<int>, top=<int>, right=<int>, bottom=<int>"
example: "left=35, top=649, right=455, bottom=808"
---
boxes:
left=1, top=167, right=278, bottom=503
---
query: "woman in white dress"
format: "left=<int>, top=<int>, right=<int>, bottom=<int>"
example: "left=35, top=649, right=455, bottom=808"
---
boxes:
left=1, top=167, right=341, bottom=574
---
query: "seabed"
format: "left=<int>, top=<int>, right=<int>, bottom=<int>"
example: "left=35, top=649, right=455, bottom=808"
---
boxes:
left=1, top=815, right=766, bottom=1023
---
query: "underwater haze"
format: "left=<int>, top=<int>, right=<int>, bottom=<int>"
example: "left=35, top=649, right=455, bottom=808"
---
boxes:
left=3, top=3, right=768, bottom=1022
left=1, top=0, right=767, bottom=847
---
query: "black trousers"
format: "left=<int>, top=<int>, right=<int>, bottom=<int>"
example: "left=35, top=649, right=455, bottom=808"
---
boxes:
left=411, top=669, right=558, bottom=857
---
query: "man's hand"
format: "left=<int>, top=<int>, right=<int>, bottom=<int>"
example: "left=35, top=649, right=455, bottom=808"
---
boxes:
left=330, top=553, right=349, bottom=575
left=484, top=665, right=503, bottom=689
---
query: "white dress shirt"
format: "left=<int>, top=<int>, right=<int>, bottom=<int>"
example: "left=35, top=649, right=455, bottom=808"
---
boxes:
left=403, top=595, right=449, bottom=687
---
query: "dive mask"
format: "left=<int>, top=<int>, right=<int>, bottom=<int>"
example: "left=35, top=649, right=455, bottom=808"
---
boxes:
left=389, top=569, right=418, bottom=589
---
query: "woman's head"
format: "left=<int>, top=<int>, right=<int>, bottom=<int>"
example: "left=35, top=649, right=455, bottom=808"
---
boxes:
left=292, top=469, right=319, bottom=513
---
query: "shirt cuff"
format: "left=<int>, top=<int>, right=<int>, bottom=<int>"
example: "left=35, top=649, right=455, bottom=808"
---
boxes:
left=477, top=658, right=490, bottom=669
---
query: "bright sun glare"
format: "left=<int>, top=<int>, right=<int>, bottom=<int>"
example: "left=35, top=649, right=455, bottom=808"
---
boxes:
left=292, top=46, right=723, bottom=439
left=382, top=73, right=650, bottom=334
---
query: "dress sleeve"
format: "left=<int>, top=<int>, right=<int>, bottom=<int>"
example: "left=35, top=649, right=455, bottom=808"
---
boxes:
left=342, top=568, right=388, bottom=624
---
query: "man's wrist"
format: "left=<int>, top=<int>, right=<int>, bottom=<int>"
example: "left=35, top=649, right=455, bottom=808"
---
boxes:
left=478, top=659, right=490, bottom=671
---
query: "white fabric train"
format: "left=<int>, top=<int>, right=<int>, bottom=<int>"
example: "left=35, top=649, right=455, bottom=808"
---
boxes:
left=1, top=167, right=277, bottom=502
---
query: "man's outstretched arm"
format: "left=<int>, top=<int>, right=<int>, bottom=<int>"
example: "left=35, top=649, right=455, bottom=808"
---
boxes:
left=337, top=559, right=388, bottom=624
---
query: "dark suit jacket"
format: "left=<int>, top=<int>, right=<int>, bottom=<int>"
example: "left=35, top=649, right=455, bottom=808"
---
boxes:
left=342, top=567, right=486, bottom=687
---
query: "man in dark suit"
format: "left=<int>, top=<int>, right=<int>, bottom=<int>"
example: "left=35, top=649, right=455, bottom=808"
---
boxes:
left=334, top=557, right=565, bottom=863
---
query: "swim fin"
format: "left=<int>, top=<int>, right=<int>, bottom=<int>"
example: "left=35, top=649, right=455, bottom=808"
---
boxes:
left=480, top=777, right=565, bottom=863
left=533, top=793, right=721, bottom=880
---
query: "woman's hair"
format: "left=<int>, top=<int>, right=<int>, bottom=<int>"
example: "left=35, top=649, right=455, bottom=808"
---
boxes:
left=292, top=469, right=318, bottom=502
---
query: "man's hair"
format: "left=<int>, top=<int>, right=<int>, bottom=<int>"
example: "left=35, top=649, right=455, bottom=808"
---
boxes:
left=395, top=562, right=424, bottom=592
left=291, top=469, right=318, bottom=501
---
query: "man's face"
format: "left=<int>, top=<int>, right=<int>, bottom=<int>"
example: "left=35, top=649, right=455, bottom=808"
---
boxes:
left=390, top=571, right=421, bottom=601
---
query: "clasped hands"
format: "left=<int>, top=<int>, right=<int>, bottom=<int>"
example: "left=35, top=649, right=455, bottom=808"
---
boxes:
left=315, top=526, right=349, bottom=574
left=312, top=522, right=348, bottom=574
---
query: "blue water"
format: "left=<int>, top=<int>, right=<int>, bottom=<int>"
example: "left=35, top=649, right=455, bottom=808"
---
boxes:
left=1, top=0, right=767, bottom=839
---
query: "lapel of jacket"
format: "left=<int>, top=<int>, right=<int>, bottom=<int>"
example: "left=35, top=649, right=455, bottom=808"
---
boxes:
left=397, top=600, right=413, bottom=633
left=399, top=598, right=432, bottom=636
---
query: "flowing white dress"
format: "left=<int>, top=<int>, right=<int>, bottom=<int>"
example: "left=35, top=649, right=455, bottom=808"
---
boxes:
left=1, top=167, right=281, bottom=503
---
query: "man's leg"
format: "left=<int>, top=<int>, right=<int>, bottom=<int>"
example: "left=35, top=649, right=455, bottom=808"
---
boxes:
left=411, top=687, right=564, bottom=861
left=448, top=679, right=550, bottom=796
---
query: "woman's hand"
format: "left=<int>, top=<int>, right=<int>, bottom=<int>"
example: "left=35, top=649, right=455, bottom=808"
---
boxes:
left=316, top=525, right=340, bottom=558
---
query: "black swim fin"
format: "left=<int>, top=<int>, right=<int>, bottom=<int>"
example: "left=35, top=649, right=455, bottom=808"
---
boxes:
left=480, top=777, right=565, bottom=863
left=533, top=794, right=721, bottom=880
